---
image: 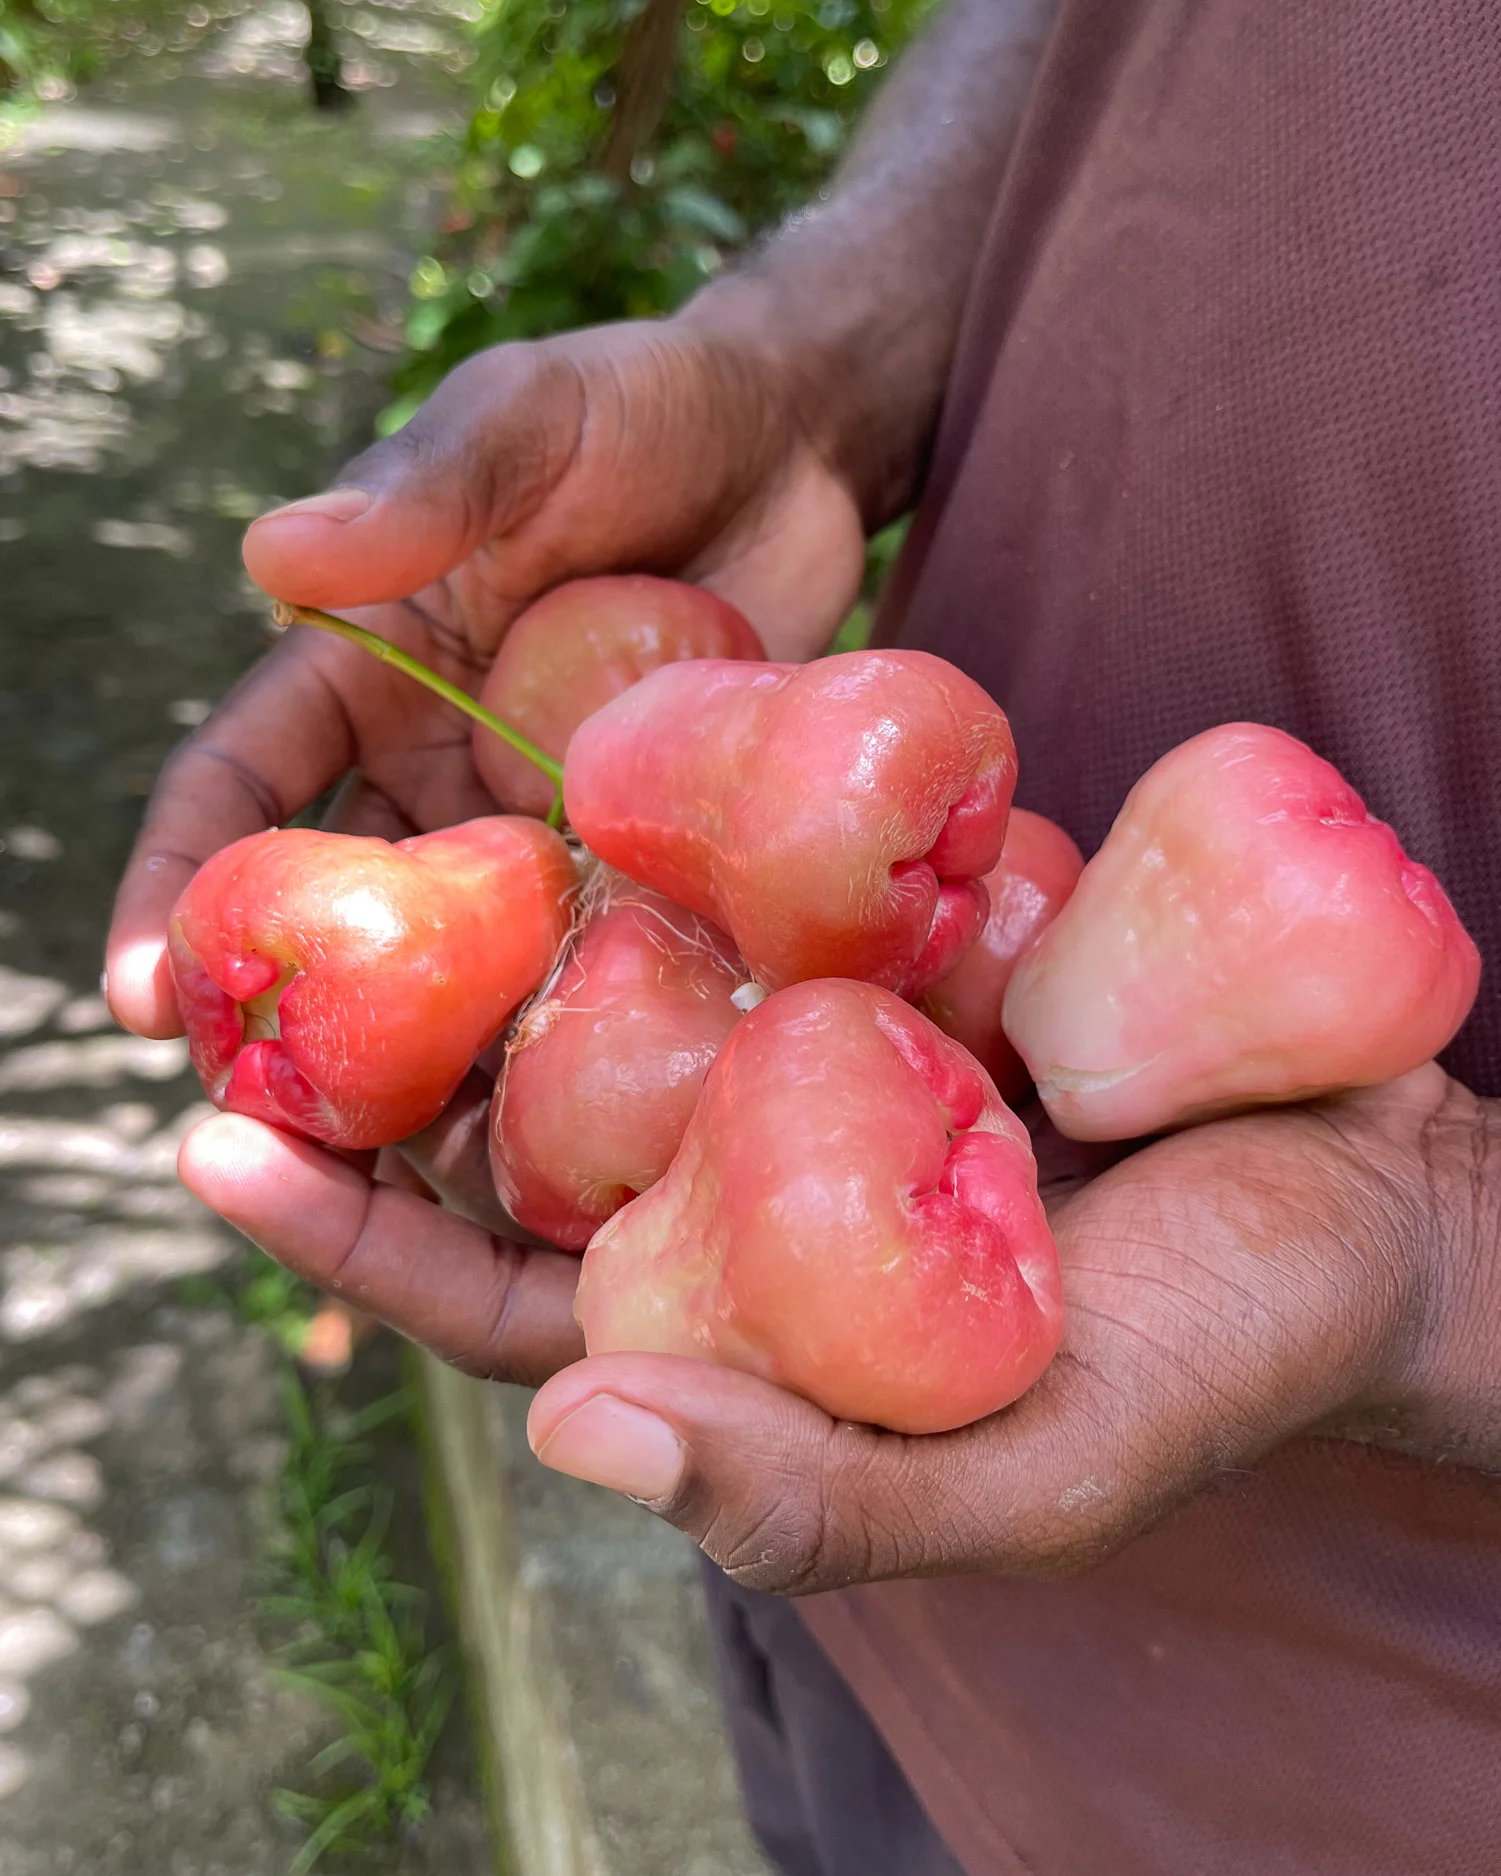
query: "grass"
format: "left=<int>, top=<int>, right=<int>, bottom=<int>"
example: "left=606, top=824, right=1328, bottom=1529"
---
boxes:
left=182, top=1250, right=459, bottom=1872
left=265, top=1368, right=457, bottom=1874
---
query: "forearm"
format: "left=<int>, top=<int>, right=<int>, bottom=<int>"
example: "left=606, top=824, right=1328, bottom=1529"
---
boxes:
left=682, top=0, right=1062, bottom=524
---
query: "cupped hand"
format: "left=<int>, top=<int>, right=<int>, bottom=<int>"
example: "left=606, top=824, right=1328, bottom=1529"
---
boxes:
left=177, top=1060, right=1487, bottom=1588
left=107, top=317, right=866, bottom=1040
left=525, top=1063, right=1481, bottom=1590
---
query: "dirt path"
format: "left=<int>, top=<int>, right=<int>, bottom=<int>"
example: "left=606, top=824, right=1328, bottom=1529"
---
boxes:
left=0, top=15, right=492, bottom=1871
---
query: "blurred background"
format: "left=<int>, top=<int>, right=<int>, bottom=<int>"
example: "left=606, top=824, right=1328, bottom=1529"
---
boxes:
left=0, top=0, right=922, bottom=1868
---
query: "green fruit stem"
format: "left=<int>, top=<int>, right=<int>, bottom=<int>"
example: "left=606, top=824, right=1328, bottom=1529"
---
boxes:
left=274, top=601, right=567, bottom=829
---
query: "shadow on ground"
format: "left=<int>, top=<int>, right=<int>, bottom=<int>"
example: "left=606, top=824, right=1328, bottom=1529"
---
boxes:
left=0, top=11, right=493, bottom=1870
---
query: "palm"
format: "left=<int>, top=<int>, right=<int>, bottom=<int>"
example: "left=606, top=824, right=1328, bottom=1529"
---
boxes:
left=987, top=1073, right=1441, bottom=1557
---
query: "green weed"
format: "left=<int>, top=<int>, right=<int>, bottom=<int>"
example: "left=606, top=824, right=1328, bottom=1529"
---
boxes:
left=181, top=1254, right=458, bottom=1870
left=178, top=1245, right=321, bottom=1358
left=265, top=1369, right=457, bottom=1873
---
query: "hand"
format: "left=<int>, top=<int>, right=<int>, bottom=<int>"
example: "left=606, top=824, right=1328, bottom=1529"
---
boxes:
left=106, top=315, right=866, bottom=1040
left=177, top=1061, right=1499, bottom=1588
left=179, top=1073, right=589, bottom=1388
left=523, top=1063, right=1499, bottom=1590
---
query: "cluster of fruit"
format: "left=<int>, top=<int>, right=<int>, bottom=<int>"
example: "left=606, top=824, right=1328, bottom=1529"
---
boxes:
left=169, top=578, right=1480, bottom=1434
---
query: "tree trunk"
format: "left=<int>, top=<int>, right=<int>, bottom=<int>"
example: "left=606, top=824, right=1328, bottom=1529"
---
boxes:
left=599, top=0, right=689, bottom=180
left=305, top=0, right=349, bottom=112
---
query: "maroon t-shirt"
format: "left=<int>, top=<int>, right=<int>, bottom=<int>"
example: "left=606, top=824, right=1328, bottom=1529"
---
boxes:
left=803, top=1, right=1501, bottom=1870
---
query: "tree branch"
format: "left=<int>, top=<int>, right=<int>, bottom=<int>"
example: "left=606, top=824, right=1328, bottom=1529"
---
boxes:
left=599, top=0, right=689, bottom=181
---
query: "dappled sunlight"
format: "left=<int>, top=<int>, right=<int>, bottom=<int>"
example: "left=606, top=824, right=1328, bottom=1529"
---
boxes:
left=201, top=0, right=335, bottom=88
left=3, top=110, right=179, bottom=159
left=0, top=7, right=479, bottom=1837
left=0, top=380, right=131, bottom=474
left=0, top=969, right=66, bottom=1040
left=0, top=959, right=233, bottom=1801
left=0, top=5, right=466, bottom=493
left=0, top=1090, right=227, bottom=1344
left=0, top=1002, right=235, bottom=1809
left=0, top=1371, right=160, bottom=1803
left=0, top=1035, right=191, bottom=1094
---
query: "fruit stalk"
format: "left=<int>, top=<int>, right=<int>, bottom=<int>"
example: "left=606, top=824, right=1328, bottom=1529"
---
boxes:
left=272, top=601, right=567, bottom=827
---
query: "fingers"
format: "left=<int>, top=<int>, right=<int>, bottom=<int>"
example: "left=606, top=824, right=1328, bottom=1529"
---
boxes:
left=524, top=1200, right=1310, bottom=1596
left=526, top=1351, right=1115, bottom=1595
left=243, top=323, right=867, bottom=664
left=318, top=769, right=418, bottom=841
left=689, top=446, right=866, bottom=662
left=105, top=604, right=497, bottom=1040
left=243, top=344, right=586, bottom=613
left=181, top=1113, right=584, bottom=1386
left=397, top=1068, right=555, bottom=1242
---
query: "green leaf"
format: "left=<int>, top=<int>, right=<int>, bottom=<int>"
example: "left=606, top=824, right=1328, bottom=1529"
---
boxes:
left=404, top=296, right=459, bottom=353
left=375, top=391, right=424, bottom=435
left=662, top=183, right=746, bottom=242
left=776, top=103, right=846, bottom=154
left=289, top=1787, right=384, bottom=1876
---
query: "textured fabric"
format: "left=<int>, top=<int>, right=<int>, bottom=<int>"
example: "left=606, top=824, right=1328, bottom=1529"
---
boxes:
left=805, top=1445, right=1501, bottom=1876
left=879, top=0, right=1501, bottom=1095
left=802, top=1, right=1501, bottom=1871
left=701, top=1561, right=965, bottom=1876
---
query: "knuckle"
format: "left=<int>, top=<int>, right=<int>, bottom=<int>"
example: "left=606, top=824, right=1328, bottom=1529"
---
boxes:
left=686, top=1425, right=953, bottom=1596
left=703, top=1493, right=837, bottom=1597
left=682, top=1436, right=854, bottom=1596
left=441, top=1237, right=529, bottom=1382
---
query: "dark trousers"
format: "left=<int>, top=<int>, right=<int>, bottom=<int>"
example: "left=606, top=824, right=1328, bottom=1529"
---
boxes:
left=702, top=1562, right=966, bottom=1876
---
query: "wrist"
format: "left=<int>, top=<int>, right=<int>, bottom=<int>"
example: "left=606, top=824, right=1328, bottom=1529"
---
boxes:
left=677, top=0, right=1065, bottom=523
left=676, top=265, right=932, bottom=528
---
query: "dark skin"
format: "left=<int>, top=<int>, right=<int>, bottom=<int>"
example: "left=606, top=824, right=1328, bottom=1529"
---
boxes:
left=173, top=1060, right=1500, bottom=1591
left=109, top=0, right=1501, bottom=1594
left=107, top=0, right=1059, bottom=1036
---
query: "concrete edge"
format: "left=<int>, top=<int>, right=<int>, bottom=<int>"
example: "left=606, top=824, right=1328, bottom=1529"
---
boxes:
left=416, top=1353, right=770, bottom=1876
left=419, top=1352, right=605, bottom=1876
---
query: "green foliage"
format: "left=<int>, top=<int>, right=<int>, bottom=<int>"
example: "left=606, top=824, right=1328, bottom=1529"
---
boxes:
left=387, top=0, right=934, bottom=421
left=0, top=0, right=94, bottom=103
left=829, top=512, right=909, bottom=651
left=180, top=1257, right=454, bottom=1868
left=0, top=0, right=199, bottom=108
left=180, top=1245, right=323, bottom=1358
left=266, top=1370, right=456, bottom=1872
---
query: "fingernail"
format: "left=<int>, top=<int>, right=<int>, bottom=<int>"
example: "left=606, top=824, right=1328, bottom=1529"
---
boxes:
left=258, top=487, right=372, bottom=524
left=533, top=1395, right=686, bottom=1502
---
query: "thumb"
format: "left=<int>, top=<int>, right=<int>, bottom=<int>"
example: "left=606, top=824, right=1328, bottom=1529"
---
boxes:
left=242, top=343, right=585, bottom=613
left=527, top=1353, right=999, bottom=1594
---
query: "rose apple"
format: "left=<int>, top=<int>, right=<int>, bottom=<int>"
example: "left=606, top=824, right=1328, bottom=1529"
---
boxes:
left=1003, top=724, right=1481, bottom=1140
left=563, top=650, right=1017, bottom=996
left=575, top=979, right=1063, bottom=1435
left=491, top=878, right=748, bottom=1250
left=921, top=808, right=1084, bottom=1100
left=475, top=576, right=764, bottom=817
left=169, top=818, right=577, bottom=1149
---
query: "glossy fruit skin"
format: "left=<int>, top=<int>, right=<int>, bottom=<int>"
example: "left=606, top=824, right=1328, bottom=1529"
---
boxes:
left=1003, top=724, right=1482, bottom=1141
left=491, top=878, right=747, bottom=1251
left=475, top=576, right=765, bottom=817
left=575, top=979, right=1063, bottom=1435
left=564, top=650, right=1018, bottom=997
left=922, top=809, right=1085, bottom=1101
left=169, top=819, right=577, bottom=1150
